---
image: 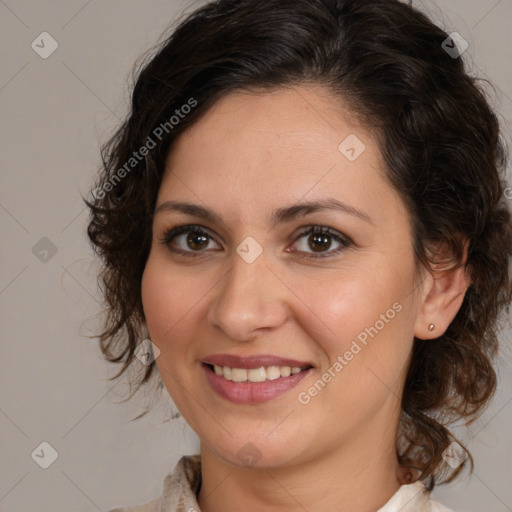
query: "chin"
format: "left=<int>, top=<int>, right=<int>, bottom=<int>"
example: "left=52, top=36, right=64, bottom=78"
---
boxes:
left=205, top=432, right=306, bottom=470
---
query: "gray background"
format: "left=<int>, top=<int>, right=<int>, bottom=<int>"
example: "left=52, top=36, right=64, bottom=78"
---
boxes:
left=0, top=1, right=511, bottom=511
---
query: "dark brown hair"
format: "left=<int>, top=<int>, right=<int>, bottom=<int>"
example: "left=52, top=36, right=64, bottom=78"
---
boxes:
left=85, top=0, right=512, bottom=489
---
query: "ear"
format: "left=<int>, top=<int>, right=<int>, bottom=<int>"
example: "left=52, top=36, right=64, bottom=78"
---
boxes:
left=414, top=241, right=471, bottom=340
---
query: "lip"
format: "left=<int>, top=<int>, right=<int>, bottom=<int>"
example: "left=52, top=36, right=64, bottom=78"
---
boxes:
left=202, top=353, right=313, bottom=369
left=202, top=363, right=313, bottom=404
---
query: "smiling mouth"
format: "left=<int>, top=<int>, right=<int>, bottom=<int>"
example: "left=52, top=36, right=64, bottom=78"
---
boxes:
left=203, top=363, right=312, bottom=383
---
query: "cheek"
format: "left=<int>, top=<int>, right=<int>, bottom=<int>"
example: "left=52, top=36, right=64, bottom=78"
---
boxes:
left=298, top=268, right=407, bottom=344
left=141, top=258, right=201, bottom=403
left=141, top=260, right=167, bottom=337
left=141, top=256, right=193, bottom=346
left=141, top=254, right=223, bottom=367
left=294, top=265, right=416, bottom=400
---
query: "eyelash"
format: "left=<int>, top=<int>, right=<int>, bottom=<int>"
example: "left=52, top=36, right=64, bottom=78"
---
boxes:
left=158, top=224, right=352, bottom=260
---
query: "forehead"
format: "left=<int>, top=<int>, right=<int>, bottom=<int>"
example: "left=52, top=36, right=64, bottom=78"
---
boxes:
left=169, top=85, right=368, bottom=163
left=159, top=86, right=407, bottom=230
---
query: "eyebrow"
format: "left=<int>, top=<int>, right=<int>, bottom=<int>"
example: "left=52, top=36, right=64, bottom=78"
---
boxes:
left=153, top=198, right=374, bottom=228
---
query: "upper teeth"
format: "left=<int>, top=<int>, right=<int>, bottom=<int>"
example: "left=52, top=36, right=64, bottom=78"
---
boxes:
left=213, top=365, right=305, bottom=382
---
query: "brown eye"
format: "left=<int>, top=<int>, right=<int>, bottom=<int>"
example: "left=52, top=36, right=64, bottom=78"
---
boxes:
left=289, top=226, right=351, bottom=259
left=159, top=225, right=221, bottom=255
left=308, top=232, right=333, bottom=252
left=186, top=231, right=209, bottom=251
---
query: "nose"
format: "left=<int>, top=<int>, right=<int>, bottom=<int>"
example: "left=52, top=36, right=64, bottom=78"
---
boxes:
left=207, top=248, right=289, bottom=341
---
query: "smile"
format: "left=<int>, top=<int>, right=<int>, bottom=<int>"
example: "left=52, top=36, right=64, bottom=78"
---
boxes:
left=202, top=363, right=313, bottom=404
left=211, top=364, right=306, bottom=382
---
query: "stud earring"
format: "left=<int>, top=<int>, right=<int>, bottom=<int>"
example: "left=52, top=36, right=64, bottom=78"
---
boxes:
left=428, top=323, right=435, bottom=332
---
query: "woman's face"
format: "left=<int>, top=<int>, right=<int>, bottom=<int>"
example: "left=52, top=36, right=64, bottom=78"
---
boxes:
left=142, top=86, right=427, bottom=469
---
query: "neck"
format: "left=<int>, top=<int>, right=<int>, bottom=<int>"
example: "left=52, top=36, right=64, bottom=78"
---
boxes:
left=197, top=414, right=406, bottom=512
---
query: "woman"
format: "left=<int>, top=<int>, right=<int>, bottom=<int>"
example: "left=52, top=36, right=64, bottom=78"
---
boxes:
left=86, top=0, right=512, bottom=510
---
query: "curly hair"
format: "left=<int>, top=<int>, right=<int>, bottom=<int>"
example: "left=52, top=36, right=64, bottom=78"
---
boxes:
left=85, top=0, right=512, bottom=489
